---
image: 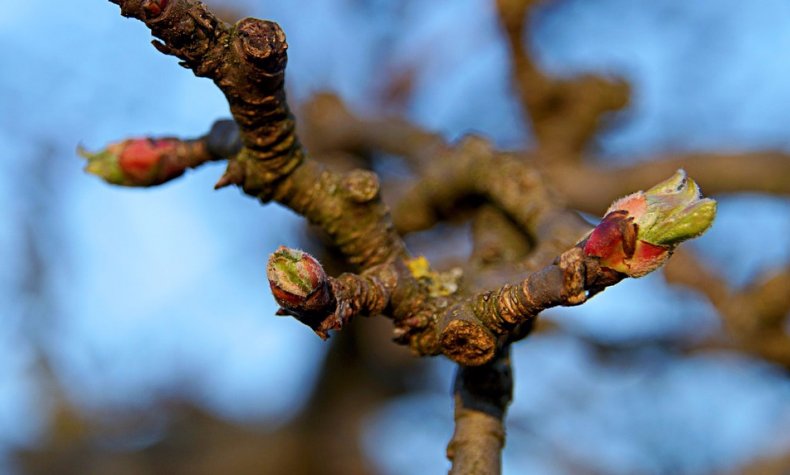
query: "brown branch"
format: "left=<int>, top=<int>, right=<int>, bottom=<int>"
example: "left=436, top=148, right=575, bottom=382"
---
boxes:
left=470, top=206, right=532, bottom=267
left=437, top=247, right=622, bottom=365
left=84, top=3, right=779, bottom=474
left=263, top=241, right=625, bottom=367
left=266, top=165, right=715, bottom=366
left=295, top=92, right=790, bottom=218
left=548, top=152, right=790, bottom=214
left=447, top=349, right=512, bottom=475
left=267, top=247, right=396, bottom=338
left=112, top=0, right=302, bottom=189
left=444, top=205, right=540, bottom=475
left=299, top=93, right=447, bottom=167
left=663, top=249, right=790, bottom=369
left=387, top=135, right=592, bottom=270
left=104, top=0, right=716, bottom=369
left=300, top=96, right=599, bottom=279
left=441, top=169, right=717, bottom=364
left=108, top=0, right=410, bottom=270
left=495, top=0, right=629, bottom=159
left=730, top=448, right=790, bottom=475
left=297, top=94, right=595, bottom=260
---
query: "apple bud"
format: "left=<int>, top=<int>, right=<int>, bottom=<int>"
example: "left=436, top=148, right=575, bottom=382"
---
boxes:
left=266, top=247, right=330, bottom=311
left=583, top=170, right=716, bottom=277
left=80, top=138, right=184, bottom=186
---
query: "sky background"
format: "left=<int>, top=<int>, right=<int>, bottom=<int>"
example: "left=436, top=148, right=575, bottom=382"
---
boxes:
left=1, top=0, right=790, bottom=473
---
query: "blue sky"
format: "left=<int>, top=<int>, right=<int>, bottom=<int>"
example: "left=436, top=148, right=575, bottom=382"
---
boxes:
left=1, top=0, right=790, bottom=473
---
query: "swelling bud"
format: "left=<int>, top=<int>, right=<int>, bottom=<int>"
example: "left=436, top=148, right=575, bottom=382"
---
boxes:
left=583, top=169, right=716, bottom=277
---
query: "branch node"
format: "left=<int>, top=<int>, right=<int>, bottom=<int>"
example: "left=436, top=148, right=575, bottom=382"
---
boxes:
left=235, top=18, right=288, bottom=75
left=439, top=304, right=498, bottom=366
left=558, top=247, right=587, bottom=306
left=342, top=169, right=380, bottom=203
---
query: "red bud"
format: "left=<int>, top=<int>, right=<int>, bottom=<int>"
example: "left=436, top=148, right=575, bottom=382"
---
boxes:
left=118, top=139, right=179, bottom=182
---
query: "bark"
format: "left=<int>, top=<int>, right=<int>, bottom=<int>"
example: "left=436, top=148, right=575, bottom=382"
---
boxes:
left=84, top=3, right=751, bottom=475
left=447, top=349, right=512, bottom=475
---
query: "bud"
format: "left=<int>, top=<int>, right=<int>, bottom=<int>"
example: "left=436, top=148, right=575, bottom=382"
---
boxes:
left=583, top=170, right=716, bottom=277
left=266, top=247, right=330, bottom=311
left=79, top=138, right=183, bottom=186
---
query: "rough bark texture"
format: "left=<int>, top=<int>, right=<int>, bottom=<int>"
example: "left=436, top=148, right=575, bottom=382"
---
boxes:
left=69, top=1, right=790, bottom=474
left=100, top=0, right=664, bottom=369
left=447, top=350, right=512, bottom=475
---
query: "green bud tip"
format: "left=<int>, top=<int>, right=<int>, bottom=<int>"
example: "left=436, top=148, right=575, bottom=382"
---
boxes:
left=638, top=169, right=717, bottom=246
left=584, top=170, right=716, bottom=277
left=79, top=138, right=181, bottom=186
left=266, top=247, right=326, bottom=303
left=78, top=144, right=125, bottom=185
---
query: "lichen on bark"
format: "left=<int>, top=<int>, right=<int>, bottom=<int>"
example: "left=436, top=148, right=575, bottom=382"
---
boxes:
left=88, top=2, right=726, bottom=474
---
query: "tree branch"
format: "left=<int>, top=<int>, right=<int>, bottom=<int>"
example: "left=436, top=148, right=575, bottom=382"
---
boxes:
left=548, top=152, right=790, bottom=214
left=447, top=349, right=512, bottom=475
left=79, top=120, right=237, bottom=186
left=664, top=249, right=790, bottom=369
left=495, top=0, right=630, bottom=158
left=106, top=0, right=410, bottom=270
left=102, top=0, right=717, bottom=369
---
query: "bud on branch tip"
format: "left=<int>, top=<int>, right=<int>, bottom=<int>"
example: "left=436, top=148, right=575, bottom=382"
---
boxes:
left=266, top=247, right=328, bottom=309
left=79, top=138, right=183, bottom=186
left=583, top=169, right=716, bottom=277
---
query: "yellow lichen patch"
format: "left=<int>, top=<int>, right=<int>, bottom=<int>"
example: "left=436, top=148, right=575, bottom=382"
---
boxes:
left=406, top=256, right=462, bottom=297
left=406, top=256, right=432, bottom=279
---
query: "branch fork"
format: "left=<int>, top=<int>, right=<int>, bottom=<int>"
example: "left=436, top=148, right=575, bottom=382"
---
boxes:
left=91, top=3, right=724, bottom=474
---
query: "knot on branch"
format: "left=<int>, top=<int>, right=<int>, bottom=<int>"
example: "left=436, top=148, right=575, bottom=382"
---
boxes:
left=235, top=18, right=288, bottom=75
left=120, top=0, right=223, bottom=68
left=100, top=3, right=722, bottom=379
left=112, top=1, right=302, bottom=198
left=558, top=247, right=587, bottom=305
left=141, top=0, right=168, bottom=19
left=342, top=169, right=380, bottom=203
left=438, top=303, right=498, bottom=367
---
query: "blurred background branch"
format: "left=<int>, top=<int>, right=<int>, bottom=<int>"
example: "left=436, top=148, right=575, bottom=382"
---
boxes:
left=1, top=0, right=789, bottom=474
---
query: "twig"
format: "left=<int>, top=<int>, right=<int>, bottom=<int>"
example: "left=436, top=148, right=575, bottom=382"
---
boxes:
left=495, top=0, right=629, bottom=158
left=664, top=249, right=790, bottom=369
left=105, top=0, right=408, bottom=270
left=548, top=153, right=790, bottom=214
left=447, top=349, right=512, bottom=475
